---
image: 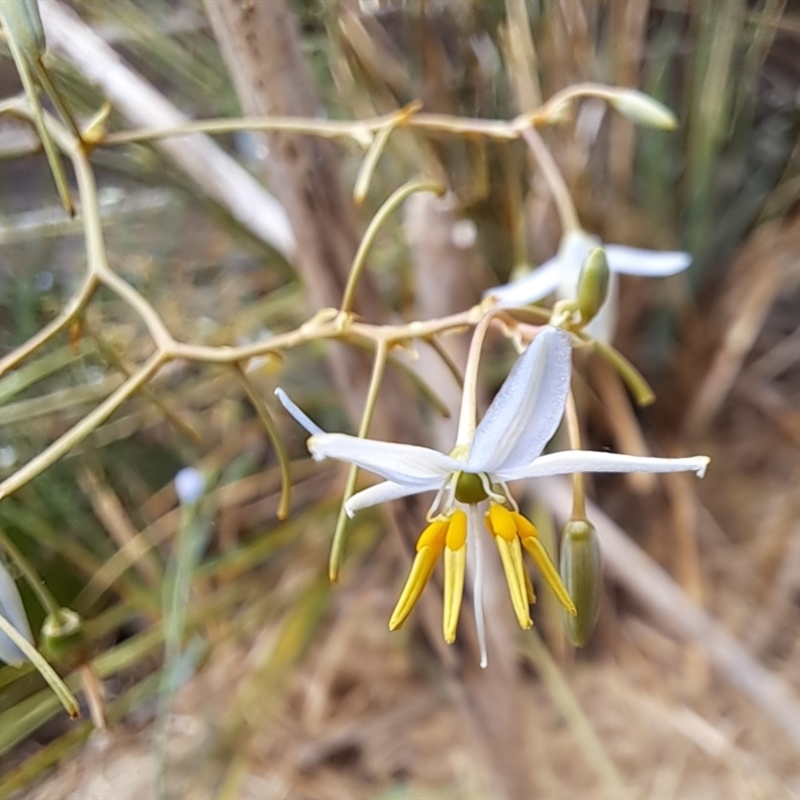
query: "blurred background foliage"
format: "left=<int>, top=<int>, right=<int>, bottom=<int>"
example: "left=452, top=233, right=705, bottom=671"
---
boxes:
left=0, top=0, right=799, bottom=798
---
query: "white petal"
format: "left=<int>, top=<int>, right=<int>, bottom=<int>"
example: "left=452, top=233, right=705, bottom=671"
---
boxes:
left=344, top=480, right=435, bottom=517
left=604, top=245, right=691, bottom=277
left=498, top=451, right=710, bottom=482
left=0, top=564, right=32, bottom=666
left=274, top=388, right=324, bottom=436
left=467, top=326, right=571, bottom=473
left=309, top=433, right=462, bottom=486
left=483, top=256, right=562, bottom=307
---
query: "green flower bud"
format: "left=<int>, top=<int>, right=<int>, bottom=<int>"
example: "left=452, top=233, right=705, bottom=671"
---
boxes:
left=559, top=520, right=601, bottom=647
left=41, top=608, right=87, bottom=665
left=576, top=248, right=610, bottom=326
left=610, top=90, right=678, bottom=130
left=454, top=472, right=488, bottom=505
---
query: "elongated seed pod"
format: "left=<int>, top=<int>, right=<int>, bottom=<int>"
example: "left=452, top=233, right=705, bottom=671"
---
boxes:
left=559, top=520, right=601, bottom=646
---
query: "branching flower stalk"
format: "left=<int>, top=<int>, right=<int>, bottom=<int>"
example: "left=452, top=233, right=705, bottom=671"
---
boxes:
left=96, top=83, right=678, bottom=149
left=0, top=71, right=705, bottom=682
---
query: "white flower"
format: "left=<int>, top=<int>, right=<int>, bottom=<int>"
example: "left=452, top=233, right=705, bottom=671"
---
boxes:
left=0, top=559, right=33, bottom=666
left=484, top=230, right=692, bottom=341
left=276, top=326, right=708, bottom=666
left=175, top=467, right=206, bottom=505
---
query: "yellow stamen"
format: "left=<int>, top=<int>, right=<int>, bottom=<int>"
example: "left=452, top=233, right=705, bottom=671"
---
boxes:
left=486, top=503, right=516, bottom=541
left=496, top=537, right=533, bottom=629
left=524, top=568, right=536, bottom=604
left=512, top=512, right=577, bottom=616
left=389, top=519, right=447, bottom=631
left=443, top=510, right=467, bottom=642
left=445, top=510, right=467, bottom=550
left=486, top=505, right=532, bottom=629
left=443, top=544, right=466, bottom=643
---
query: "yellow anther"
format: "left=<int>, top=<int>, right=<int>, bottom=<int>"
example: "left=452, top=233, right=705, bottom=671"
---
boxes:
left=493, top=534, right=532, bottom=629
left=485, top=503, right=516, bottom=541
left=443, top=544, right=466, bottom=643
left=510, top=511, right=538, bottom=540
left=445, top=510, right=467, bottom=550
left=520, top=533, right=577, bottom=616
left=524, top=568, right=536, bottom=605
left=390, top=521, right=446, bottom=632
left=417, top=519, right=448, bottom=551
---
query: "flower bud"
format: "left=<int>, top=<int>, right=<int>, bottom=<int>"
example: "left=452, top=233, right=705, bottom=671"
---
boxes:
left=576, top=248, right=610, bottom=326
left=41, top=608, right=87, bottom=666
left=559, top=520, right=601, bottom=646
left=610, top=90, right=678, bottom=130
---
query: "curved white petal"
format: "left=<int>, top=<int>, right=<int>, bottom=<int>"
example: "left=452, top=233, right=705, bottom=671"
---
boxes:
left=274, top=388, right=324, bottom=436
left=309, top=433, right=462, bottom=486
left=344, top=479, right=436, bottom=517
left=604, top=245, right=691, bottom=277
left=483, top=256, right=562, bottom=307
left=0, top=564, right=32, bottom=666
left=467, top=326, right=571, bottom=473
left=498, top=451, right=709, bottom=482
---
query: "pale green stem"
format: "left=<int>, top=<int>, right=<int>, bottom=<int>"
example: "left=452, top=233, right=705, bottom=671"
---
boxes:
left=586, top=337, right=656, bottom=407
left=101, top=110, right=525, bottom=149
left=424, top=336, right=464, bottom=388
left=234, top=365, right=292, bottom=520
left=4, top=32, right=73, bottom=214
left=455, top=311, right=499, bottom=447
left=340, top=180, right=445, bottom=315
left=87, top=324, right=201, bottom=443
left=351, top=103, right=421, bottom=203
left=0, top=275, right=98, bottom=380
left=169, top=303, right=483, bottom=365
left=520, top=127, right=580, bottom=233
left=0, top=353, right=165, bottom=502
left=565, top=390, right=586, bottom=521
left=0, top=528, right=61, bottom=619
left=330, top=339, right=388, bottom=582
left=0, top=611, right=80, bottom=718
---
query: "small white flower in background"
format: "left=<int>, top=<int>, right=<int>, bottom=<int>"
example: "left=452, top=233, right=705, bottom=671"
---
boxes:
left=0, top=559, right=33, bottom=666
left=484, top=229, right=692, bottom=342
left=175, top=468, right=205, bottom=505
left=276, top=326, right=708, bottom=666
left=0, top=446, right=17, bottom=471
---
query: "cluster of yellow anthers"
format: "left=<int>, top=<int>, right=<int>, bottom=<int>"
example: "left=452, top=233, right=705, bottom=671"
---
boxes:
left=391, top=502, right=576, bottom=644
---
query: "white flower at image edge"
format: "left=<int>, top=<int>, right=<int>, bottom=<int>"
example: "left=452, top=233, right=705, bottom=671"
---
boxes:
left=0, top=560, right=33, bottom=666
left=484, top=230, right=692, bottom=341
left=276, top=326, right=708, bottom=666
